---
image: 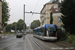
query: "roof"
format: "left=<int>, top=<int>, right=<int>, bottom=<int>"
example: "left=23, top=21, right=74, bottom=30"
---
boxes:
left=46, top=0, right=60, bottom=4
left=34, top=24, right=57, bottom=30
left=46, top=1, right=52, bottom=4
left=40, top=0, right=61, bottom=13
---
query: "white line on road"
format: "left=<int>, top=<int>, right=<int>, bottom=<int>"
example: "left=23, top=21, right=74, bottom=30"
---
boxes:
left=28, top=35, right=45, bottom=50
left=24, top=40, right=26, bottom=50
left=24, top=36, right=26, bottom=50
left=26, top=36, right=34, bottom=50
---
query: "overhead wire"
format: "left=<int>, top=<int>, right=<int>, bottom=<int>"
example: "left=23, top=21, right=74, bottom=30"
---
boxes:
left=29, top=0, right=39, bottom=26
left=25, top=0, right=39, bottom=26
left=33, top=0, right=39, bottom=11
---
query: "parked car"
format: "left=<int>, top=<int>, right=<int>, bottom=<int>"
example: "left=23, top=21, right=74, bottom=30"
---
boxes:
left=16, top=32, right=23, bottom=38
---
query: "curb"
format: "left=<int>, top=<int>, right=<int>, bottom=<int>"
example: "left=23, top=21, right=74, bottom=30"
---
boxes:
left=59, top=41, right=75, bottom=46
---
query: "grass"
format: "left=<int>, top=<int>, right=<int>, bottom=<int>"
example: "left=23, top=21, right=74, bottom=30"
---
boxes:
left=1, top=32, right=15, bottom=34
left=66, top=34, right=75, bottom=45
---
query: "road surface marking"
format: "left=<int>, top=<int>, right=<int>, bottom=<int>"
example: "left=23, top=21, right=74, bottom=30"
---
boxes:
left=24, top=36, right=26, bottom=50
left=26, top=36, right=34, bottom=50
left=24, top=40, right=26, bottom=50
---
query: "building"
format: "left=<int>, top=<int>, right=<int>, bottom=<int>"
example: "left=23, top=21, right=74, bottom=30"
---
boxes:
left=40, top=0, right=63, bottom=28
left=0, top=0, right=2, bottom=32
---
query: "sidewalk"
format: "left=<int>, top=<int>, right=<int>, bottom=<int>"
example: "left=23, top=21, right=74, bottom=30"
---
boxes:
left=0, top=34, right=9, bottom=39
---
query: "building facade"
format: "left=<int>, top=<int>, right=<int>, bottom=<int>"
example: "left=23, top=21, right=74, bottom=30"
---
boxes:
left=40, top=0, right=63, bottom=27
left=0, top=0, right=2, bottom=31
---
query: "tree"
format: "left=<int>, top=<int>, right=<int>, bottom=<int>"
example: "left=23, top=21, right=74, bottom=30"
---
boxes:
left=11, top=22, right=16, bottom=30
left=2, top=0, right=10, bottom=26
left=31, top=20, right=40, bottom=29
left=17, top=19, right=26, bottom=31
left=5, top=19, right=27, bottom=32
left=50, top=12, right=53, bottom=24
left=61, top=0, right=75, bottom=34
left=5, top=24, right=11, bottom=32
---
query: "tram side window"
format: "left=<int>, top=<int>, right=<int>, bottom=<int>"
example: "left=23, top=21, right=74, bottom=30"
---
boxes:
left=36, top=30, right=38, bottom=35
left=39, top=29, right=41, bottom=35
left=39, top=28, right=44, bottom=36
left=34, top=30, right=35, bottom=34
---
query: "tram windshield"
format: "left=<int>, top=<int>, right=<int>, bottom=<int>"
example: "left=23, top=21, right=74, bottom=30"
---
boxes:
left=48, top=27, right=56, bottom=32
left=47, top=26, right=56, bottom=36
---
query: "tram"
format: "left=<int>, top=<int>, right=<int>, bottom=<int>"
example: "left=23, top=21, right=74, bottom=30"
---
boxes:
left=33, top=24, right=57, bottom=41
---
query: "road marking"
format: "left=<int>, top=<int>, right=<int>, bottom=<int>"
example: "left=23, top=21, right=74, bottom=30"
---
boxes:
left=0, top=39, right=21, bottom=50
left=28, top=35, right=45, bottom=50
left=24, top=36, right=26, bottom=50
left=26, top=36, right=34, bottom=50
left=24, top=40, right=26, bottom=50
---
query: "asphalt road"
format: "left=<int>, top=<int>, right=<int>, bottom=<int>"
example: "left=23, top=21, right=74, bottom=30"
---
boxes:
left=25, top=34, right=75, bottom=50
left=0, top=34, right=75, bottom=50
left=0, top=34, right=24, bottom=50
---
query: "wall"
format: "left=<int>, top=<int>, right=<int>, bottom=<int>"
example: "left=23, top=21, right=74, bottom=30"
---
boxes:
left=40, top=3, right=63, bottom=27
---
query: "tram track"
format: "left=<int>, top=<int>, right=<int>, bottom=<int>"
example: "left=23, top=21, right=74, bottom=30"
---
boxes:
left=27, top=34, right=75, bottom=50
left=28, top=35, right=45, bottom=50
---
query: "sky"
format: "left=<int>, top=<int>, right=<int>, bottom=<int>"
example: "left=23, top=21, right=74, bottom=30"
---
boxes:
left=6, top=0, right=50, bottom=26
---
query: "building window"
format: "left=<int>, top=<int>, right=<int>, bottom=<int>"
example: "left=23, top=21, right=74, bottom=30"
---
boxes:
left=54, top=0, right=57, bottom=1
left=58, top=17, right=61, bottom=23
left=55, top=9, right=59, bottom=11
left=53, top=5, right=56, bottom=8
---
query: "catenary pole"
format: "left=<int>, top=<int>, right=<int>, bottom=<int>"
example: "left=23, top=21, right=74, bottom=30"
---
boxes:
left=23, top=4, right=25, bottom=40
left=15, top=23, right=16, bottom=33
left=23, top=4, right=25, bottom=33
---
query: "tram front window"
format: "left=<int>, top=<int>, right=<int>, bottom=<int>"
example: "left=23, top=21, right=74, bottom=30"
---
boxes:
left=48, top=27, right=56, bottom=37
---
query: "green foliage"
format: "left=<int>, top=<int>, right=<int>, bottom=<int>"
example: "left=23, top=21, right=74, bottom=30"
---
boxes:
left=2, top=32, right=15, bottom=34
left=2, top=0, right=10, bottom=26
left=17, top=19, right=26, bottom=31
left=50, top=12, right=53, bottom=24
left=66, top=35, right=75, bottom=44
left=57, top=28, right=68, bottom=40
left=5, top=19, right=27, bottom=32
left=61, top=0, right=75, bottom=34
left=31, top=20, right=40, bottom=29
left=11, top=22, right=16, bottom=30
left=5, top=24, right=12, bottom=32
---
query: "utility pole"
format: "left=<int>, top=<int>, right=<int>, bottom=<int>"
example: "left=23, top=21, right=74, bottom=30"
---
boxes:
left=23, top=4, right=25, bottom=33
left=23, top=4, right=25, bottom=40
left=15, top=23, right=16, bottom=34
